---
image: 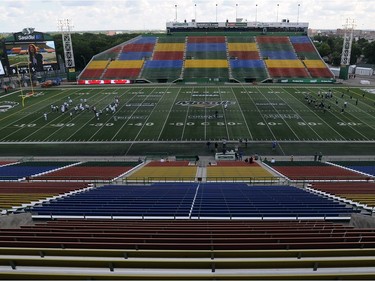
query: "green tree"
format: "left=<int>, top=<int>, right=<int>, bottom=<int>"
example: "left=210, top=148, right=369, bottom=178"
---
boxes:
left=363, top=41, right=375, bottom=64
left=331, top=51, right=341, bottom=66
left=350, top=41, right=362, bottom=65
left=52, top=32, right=140, bottom=70
left=316, top=42, right=331, bottom=58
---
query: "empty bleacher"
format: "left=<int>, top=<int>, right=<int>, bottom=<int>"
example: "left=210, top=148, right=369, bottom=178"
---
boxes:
left=79, top=37, right=157, bottom=80
left=0, top=182, right=89, bottom=212
left=257, top=36, right=310, bottom=78
left=206, top=161, right=276, bottom=182
left=1, top=219, right=375, bottom=279
left=30, top=183, right=355, bottom=219
left=290, top=36, right=321, bottom=60
left=141, top=37, right=185, bottom=82
left=125, top=161, right=197, bottom=182
left=331, top=161, right=375, bottom=176
left=265, top=161, right=368, bottom=181
left=103, top=60, right=144, bottom=79
left=227, top=36, right=268, bottom=82
left=309, top=182, right=375, bottom=207
left=175, top=36, right=229, bottom=81
left=0, top=158, right=374, bottom=280
left=79, top=34, right=333, bottom=82
left=289, top=36, right=334, bottom=78
left=33, top=161, right=139, bottom=182
left=79, top=60, right=108, bottom=79
left=0, top=161, right=76, bottom=181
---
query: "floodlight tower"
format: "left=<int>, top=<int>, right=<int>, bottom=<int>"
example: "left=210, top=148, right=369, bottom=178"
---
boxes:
left=339, top=18, right=355, bottom=80
left=58, top=19, right=76, bottom=81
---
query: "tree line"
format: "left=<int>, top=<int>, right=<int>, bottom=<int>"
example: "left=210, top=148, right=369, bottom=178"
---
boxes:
left=313, top=34, right=375, bottom=66
left=52, top=32, right=141, bottom=71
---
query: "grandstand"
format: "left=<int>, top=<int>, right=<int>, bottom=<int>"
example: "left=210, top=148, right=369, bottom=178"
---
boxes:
left=1, top=16, right=375, bottom=281
left=79, top=20, right=334, bottom=84
left=1, top=158, right=375, bottom=279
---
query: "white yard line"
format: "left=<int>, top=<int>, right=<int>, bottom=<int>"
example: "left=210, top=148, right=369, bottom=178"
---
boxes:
left=219, top=87, right=230, bottom=140
left=87, top=87, right=133, bottom=141
left=29, top=88, right=101, bottom=142
left=180, top=87, right=195, bottom=141
left=109, top=87, right=152, bottom=141
left=157, top=86, right=181, bottom=141
left=262, top=87, right=300, bottom=140
left=43, top=88, right=111, bottom=142
left=0, top=88, right=78, bottom=141
left=239, top=84, right=278, bottom=141
left=229, top=86, right=253, bottom=140
left=312, top=86, right=371, bottom=140
left=277, top=87, right=324, bottom=140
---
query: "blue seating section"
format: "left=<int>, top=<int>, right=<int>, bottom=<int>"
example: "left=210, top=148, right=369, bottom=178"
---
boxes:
left=290, top=36, right=311, bottom=43
left=260, top=50, right=297, bottom=59
left=331, top=161, right=375, bottom=176
left=230, top=60, right=265, bottom=68
left=0, top=163, right=75, bottom=181
left=118, top=52, right=152, bottom=60
left=192, top=184, right=353, bottom=218
left=31, top=183, right=354, bottom=218
left=144, top=60, right=183, bottom=68
left=347, top=166, right=375, bottom=175
left=133, top=37, right=157, bottom=44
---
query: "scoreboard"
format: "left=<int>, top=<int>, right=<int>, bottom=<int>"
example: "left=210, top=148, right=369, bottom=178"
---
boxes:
left=3, top=28, right=59, bottom=75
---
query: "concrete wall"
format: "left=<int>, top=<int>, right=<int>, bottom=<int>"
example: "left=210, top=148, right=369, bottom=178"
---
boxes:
left=350, top=213, right=375, bottom=228
left=0, top=213, right=34, bottom=229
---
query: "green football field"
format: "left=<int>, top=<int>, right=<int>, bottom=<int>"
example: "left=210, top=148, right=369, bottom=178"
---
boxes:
left=0, top=84, right=374, bottom=156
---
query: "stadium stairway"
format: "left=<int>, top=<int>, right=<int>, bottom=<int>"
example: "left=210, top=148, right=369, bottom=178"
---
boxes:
left=224, top=36, right=234, bottom=81
left=138, top=37, right=158, bottom=80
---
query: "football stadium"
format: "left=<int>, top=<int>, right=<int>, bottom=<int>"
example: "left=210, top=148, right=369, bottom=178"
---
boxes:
left=0, top=10, right=375, bottom=280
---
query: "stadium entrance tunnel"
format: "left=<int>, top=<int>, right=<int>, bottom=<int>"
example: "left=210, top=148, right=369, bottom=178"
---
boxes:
left=135, top=79, right=151, bottom=84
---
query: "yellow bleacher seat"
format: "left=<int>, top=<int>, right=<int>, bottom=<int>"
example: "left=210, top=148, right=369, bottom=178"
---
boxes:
left=265, top=60, right=304, bottom=68
left=228, top=43, right=257, bottom=52
left=154, top=43, right=185, bottom=52
left=107, top=60, right=144, bottom=69
left=86, top=60, right=108, bottom=69
left=303, top=60, right=327, bottom=68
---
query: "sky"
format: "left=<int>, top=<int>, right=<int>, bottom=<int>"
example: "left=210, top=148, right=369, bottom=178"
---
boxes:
left=0, top=0, right=374, bottom=33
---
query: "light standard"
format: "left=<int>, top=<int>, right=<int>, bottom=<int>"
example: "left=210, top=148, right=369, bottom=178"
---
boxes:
left=216, top=3, right=218, bottom=22
left=195, top=3, right=197, bottom=21
left=276, top=3, right=279, bottom=22
left=255, top=4, right=258, bottom=23
left=236, top=3, right=238, bottom=21
left=297, top=4, right=300, bottom=24
left=175, top=4, right=177, bottom=22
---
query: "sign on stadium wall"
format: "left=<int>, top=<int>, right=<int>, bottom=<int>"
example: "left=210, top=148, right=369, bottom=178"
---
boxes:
left=0, top=61, right=5, bottom=76
left=278, top=78, right=336, bottom=84
left=77, top=80, right=132, bottom=85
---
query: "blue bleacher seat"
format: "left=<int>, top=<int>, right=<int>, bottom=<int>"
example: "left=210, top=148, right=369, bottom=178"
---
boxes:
left=230, top=60, right=265, bottom=68
left=260, top=50, right=297, bottom=59
left=31, top=183, right=354, bottom=219
left=118, top=52, right=152, bottom=60
left=144, top=60, right=183, bottom=68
